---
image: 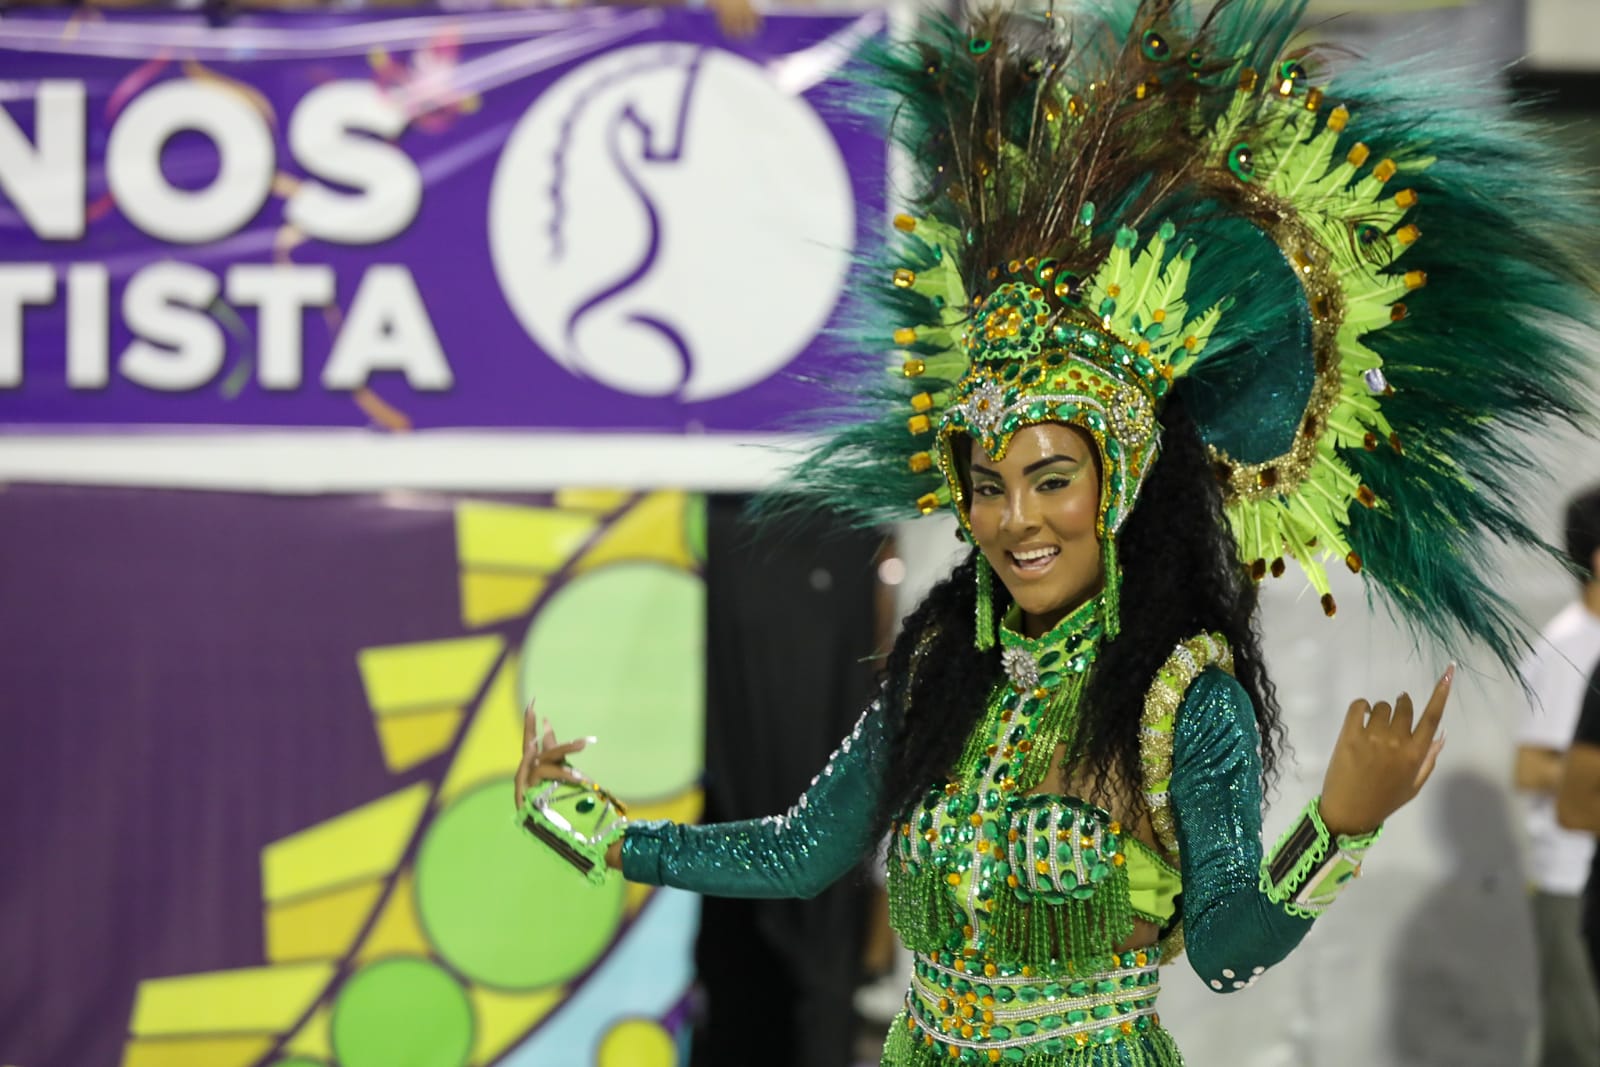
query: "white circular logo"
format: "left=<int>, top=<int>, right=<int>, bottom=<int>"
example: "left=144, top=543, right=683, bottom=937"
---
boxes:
left=489, top=44, right=856, bottom=401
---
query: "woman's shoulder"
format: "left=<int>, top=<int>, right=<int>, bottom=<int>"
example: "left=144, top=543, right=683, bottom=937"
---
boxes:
left=1181, top=664, right=1250, bottom=709
left=1174, top=665, right=1258, bottom=751
left=1140, top=633, right=1237, bottom=720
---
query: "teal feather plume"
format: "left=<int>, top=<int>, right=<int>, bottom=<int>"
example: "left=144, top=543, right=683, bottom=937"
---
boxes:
left=768, top=0, right=1599, bottom=675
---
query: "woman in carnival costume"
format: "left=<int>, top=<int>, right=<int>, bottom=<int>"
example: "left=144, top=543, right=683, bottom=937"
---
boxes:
left=516, top=2, right=1598, bottom=1063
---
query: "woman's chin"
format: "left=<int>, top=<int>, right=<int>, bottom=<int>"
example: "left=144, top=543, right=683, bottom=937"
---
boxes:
left=1009, top=584, right=1098, bottom=629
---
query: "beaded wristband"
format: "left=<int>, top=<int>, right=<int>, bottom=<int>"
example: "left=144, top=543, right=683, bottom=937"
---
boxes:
left=1259, top=798, right=1380, bottom=919
left=517, top=779, right=628, bottom=887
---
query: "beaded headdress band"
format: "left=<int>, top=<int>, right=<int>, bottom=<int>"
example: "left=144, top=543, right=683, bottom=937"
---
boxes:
left=783, top=0, right=1595, bottom=672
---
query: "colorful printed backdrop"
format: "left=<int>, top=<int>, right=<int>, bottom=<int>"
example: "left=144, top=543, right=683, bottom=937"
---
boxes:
left=0, top=485, right=706, bottom=1067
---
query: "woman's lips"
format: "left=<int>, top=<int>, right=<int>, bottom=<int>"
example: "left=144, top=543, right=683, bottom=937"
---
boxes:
left=1006, top=546, right=1059, bottom=576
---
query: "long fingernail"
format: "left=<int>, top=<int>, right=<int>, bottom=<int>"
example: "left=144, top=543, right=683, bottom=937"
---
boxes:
left=1443, top=663, right=1456, bottom=685
left=583, top=736, right=599, bottom=745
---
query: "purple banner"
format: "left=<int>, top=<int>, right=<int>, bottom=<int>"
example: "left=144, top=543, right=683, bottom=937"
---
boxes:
left=0, top=7, right=884, bottom=431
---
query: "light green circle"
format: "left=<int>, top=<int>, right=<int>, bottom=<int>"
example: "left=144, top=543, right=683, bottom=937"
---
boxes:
left=329, top=957, right=472, bottom=1067
left=520, top=563, right=703, bottom=800
left=415, top=779, right=623, bottom=989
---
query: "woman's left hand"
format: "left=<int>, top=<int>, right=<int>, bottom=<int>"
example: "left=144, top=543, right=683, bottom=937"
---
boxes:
left=514, top=701, right=595, bottom=811
left=1317, top=665, right=1452, bottom=837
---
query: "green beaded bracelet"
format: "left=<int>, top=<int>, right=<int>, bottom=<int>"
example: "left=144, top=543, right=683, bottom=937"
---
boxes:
left=517, top=780, right=628, bottom=887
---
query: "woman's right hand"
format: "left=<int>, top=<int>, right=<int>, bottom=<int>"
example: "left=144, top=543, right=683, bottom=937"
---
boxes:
left=1317, top=666, right=1451, bottom=837
left=514, top=700, right=595, bottom=810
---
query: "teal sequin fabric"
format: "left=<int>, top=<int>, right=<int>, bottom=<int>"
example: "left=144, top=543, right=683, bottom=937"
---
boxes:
left=622, top=702, right=890, bottom=899
left=1170, top=670, right=1313, bottom=990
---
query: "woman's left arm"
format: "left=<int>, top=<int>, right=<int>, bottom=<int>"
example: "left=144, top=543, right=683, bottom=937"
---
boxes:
left=1171, top=667, right=1448, bottom=993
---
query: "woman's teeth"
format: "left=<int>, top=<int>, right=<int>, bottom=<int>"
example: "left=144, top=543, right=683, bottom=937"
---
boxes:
left=1009, top=547, right=1059, bottom=571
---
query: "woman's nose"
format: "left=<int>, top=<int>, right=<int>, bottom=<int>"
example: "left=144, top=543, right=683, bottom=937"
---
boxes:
left=1000, top=490, right=1038, bottom=535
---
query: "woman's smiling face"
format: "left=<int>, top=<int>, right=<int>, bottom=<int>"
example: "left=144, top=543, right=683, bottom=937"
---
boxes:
left=967, top=423, right=1105, bottom=637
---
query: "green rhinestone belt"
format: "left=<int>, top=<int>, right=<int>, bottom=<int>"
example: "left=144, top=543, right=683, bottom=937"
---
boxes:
left=903, top=947, right=1162, bottom=1061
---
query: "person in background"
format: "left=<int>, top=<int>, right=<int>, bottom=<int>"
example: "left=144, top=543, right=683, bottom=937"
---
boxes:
left=1559, top=647, right=1600, bottom=1014
left=1521, top=486, right=1600, bottom=1067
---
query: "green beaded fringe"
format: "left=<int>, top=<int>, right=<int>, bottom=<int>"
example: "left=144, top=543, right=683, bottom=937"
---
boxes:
left=1100, top=539, right=1120, bottom=642
left=888, top=857, right=969, bottom=954
left=984, top=865, right=1134, bottom=972
left=888, top=857, right=1135, bottom=967
left=976, top=554, right=996, bottom=651
left=881, top=1013, right=1182, bottom=1067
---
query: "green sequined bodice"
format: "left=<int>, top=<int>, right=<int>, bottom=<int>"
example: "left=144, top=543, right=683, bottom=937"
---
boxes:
left=888, top=598, right=1136, bottom=963
left=885, top=599, right=1180, bottom=1063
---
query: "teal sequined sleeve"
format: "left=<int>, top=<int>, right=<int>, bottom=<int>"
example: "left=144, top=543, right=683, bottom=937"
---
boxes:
left=621, top=700, right=891, bottom=899
left=1170, top=668, right=1313, bottom=992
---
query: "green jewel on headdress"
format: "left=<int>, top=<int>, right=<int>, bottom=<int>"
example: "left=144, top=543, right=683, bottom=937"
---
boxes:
left=782, top=0, right=1595, bottom=673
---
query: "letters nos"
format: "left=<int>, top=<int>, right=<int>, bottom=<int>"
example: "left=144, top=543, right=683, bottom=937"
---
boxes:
left=0, top=79, right=453, bottom=392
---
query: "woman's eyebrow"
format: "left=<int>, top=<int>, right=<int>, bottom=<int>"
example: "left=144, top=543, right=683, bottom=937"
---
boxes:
left=969, top=454, right=1082, bottom=479
left=1022, top=454, right=1082, bottom=475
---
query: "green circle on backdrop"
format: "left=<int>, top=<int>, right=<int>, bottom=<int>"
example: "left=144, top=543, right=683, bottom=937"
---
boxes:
left=329, top=957, right=472, bottom=1067
left=520, top=563, right=703, bottom=800
left=415, top=779, right=623, bottom=989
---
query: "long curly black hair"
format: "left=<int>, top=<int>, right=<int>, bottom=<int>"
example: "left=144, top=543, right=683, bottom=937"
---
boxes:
left=876, top=397, right=1284, bottom=833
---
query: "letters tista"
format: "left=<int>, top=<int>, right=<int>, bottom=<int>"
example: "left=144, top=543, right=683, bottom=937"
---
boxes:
left=0, top=79, right=456, bottom=393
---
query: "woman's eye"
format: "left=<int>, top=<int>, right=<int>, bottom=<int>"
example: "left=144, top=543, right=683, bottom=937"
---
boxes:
left=973, top=483, right=1001, bottom=497
left=1038, top=476, right=1072, bottom=491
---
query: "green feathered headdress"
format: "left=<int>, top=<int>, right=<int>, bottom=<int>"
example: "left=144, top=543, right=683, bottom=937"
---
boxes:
left=783, top=0, right=1598, bottom=672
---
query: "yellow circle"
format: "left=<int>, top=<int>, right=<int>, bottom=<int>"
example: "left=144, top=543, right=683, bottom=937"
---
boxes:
left=597, top=1019, right=676, bottom=1067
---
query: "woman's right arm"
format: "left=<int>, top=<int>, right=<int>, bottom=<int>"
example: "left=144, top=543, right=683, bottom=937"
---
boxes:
left=619, top=699, right=894, bottom=899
